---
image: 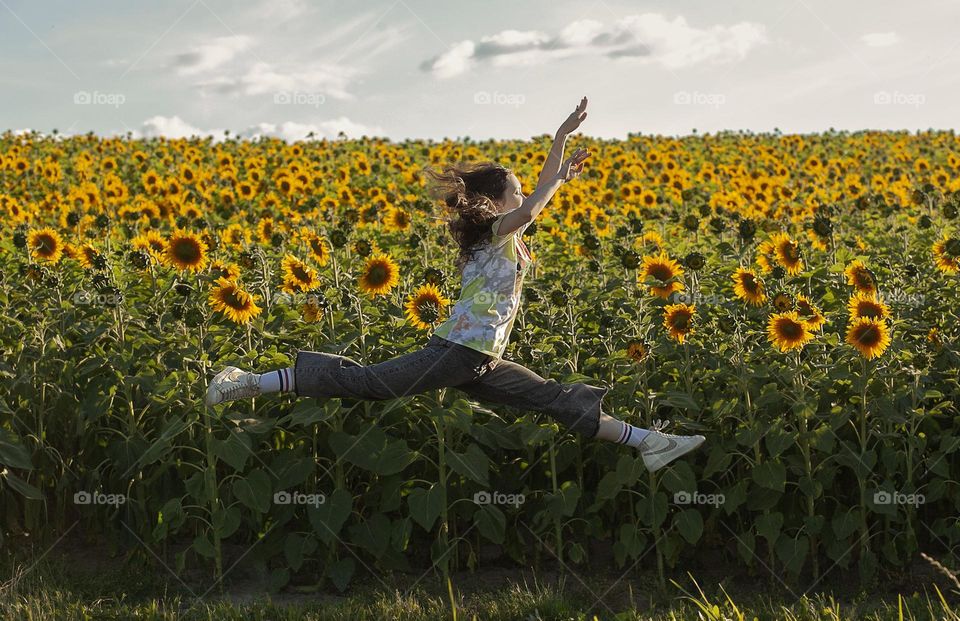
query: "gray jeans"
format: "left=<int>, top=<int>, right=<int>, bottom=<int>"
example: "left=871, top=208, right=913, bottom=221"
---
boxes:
left=292, top=334, right=608, bottom=439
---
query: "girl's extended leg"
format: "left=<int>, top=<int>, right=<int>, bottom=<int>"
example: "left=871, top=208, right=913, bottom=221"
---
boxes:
left=453, top=357, right=705, bottom=472
left=206, top=335, right=492, bottom=406
left=291, top=336, right=487, bottom=400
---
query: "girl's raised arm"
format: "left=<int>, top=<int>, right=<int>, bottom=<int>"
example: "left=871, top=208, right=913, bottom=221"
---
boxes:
left=535, top=96, right=588, bottom=191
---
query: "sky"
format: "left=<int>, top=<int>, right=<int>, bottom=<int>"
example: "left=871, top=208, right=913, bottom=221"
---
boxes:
left=2, top=0, right=959, bottom=142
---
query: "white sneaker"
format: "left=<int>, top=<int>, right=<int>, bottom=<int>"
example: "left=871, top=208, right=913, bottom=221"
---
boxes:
left=205, top=366, right=261, bottom=406
left=638, top=429, right=706, bottom=472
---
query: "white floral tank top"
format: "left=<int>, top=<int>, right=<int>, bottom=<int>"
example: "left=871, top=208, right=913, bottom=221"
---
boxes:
left=433, top=209, right=534, bottom=359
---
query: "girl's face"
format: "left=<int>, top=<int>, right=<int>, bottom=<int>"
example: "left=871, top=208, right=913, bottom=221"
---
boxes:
left=497, top=172, right=525, bottom=213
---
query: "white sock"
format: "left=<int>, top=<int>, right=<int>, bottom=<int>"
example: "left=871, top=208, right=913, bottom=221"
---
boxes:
left=258, top=368, right=295, bottom=393
left=614, top=421, right=651, bottom=448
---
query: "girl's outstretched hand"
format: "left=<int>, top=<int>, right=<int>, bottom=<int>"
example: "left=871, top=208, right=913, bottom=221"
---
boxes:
left=559, top=147, right=590, bottom=182
left=557, top=96, right=588, bottom=136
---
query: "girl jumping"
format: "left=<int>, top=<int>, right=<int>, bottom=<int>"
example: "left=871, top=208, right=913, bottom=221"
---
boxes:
left=205, top=96, right=705, bottom=473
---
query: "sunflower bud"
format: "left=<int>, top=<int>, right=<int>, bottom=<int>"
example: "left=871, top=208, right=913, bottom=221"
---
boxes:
left=185, top=307, right=204, bottom=327
left=424, top=267, right=444, bottom=286
left=684, top=252, right=705, bottom=271
left=128, top=249, right=150, bottom=270
left=620, top=250, right=641, bottom=270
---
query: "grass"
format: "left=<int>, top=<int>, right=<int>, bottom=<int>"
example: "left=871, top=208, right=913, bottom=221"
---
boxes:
left=1, top=540, right=958, bottom=620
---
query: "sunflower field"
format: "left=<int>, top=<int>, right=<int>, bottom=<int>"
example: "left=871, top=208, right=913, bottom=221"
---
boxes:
left=1, top=128, right=959, bottom=593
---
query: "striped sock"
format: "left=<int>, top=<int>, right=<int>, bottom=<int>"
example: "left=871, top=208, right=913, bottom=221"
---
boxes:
left=614, top=421, right=651, bottom=448
left=258, top=368, right=295, bottom=393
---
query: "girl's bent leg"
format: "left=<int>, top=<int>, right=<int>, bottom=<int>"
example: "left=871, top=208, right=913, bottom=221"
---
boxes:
left=453, top=358, right=609, bottom=439
left=293, top=336, right=491, bottom=401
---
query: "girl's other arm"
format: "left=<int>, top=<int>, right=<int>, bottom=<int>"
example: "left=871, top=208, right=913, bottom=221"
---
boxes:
left=497, top=148, right=591, bottom=235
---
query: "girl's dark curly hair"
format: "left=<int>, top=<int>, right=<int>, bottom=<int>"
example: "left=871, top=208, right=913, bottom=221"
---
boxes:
left=424, top=162, right=512, bottom=272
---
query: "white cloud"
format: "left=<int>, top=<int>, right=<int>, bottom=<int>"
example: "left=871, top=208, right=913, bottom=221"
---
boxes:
left=172, top=35, right=254, bottom=76
left=861, top=32, right=900, bottom=47
left=428, top=41, right=477, bottom=79
left=193, top=61, right=358, bottom=99
left=421, top=13, right=768, bottom=77
left=242, top=118, right=384, bottom=141
left=238, top=62, right=357, bottom=98
left=140, top=115, right=219, bottom=139
left=133, top=115, right=382, bottom=142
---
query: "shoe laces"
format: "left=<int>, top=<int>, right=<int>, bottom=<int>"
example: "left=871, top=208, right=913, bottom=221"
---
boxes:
left=651, top=418, right=671, bottom=432
left=221, top=372, right=259, bottom=400
left=649, top=418, right=692, bottom=439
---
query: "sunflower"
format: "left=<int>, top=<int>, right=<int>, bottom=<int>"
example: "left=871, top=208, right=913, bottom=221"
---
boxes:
left=76, top=243, right=102, bottom=270
left=772, top=292, right=793, bottom=312
left=641, top=254, right=685, bottom=299
left=755, top=239, right=777, bottom=274
left=663, top=303, right=695, bottom=343
left=845, top=260, right=877, bottom=295
left=732, top=268, right=766, bottom=306
left=256, top=218, right=276, bottom=245
left=208, top=277, right=261, bottom=324
left=626, top=339, right=650, bottom=362
left=639, top=230, right=664, bottom=252
left=767, top=311, right=815, bottom=352
left=845, top=316, right=891, bottom=359
left=165, top=229, right=208, bottom=272
left=795, top=294, right=826, bottom=330
left=281, top=254, right=320, bottom=293
left=222, top=223, right=251, bottom=248
left=296, top=295, right=320, bottom=323
left=933, top=236, right=960, bottom=273
left=304, top=231, right=330, bottom=266
left=132, top=230, right=167, bottom=262
left=847, top=293, right=890, bottom=320
left=806, top=229, right=829, bottom=252
left=209, top=259, right=241, bottom=281
left=384, top=205, right=412, bottom=232
left=404, top=283, right=450, bottom=330
left=61, top=241, right=80, bottom=261
left=771, top=232, right=803, bottom=275
left=28, top=228, right=63, bottom=263
left=358, top=253, right=400, bottom=297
